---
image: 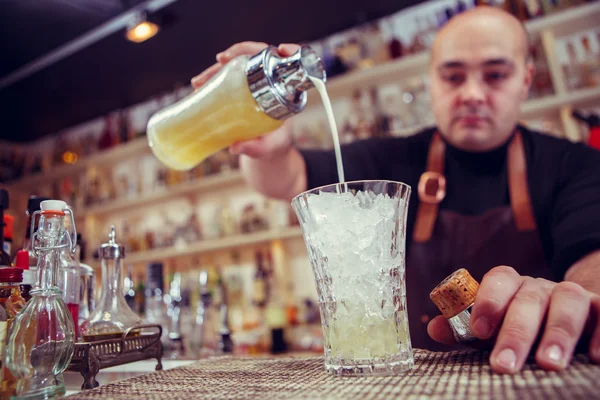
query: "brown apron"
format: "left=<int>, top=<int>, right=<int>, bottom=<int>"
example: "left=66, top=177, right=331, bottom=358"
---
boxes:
left=406, top=131, right=552, bottom=351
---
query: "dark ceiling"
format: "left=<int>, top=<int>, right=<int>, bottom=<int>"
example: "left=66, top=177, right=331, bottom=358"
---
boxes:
left=0, top=0, right=424, bottom=143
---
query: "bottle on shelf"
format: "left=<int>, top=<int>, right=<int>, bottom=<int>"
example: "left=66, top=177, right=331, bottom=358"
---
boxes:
left=217, top=275, right=234, bottom=354
left=146, top=45, right=325, bottom=171
left=0, top=189, right=11, bottom=266
left=14, top=251, right=33, bottom=302
left=384, top=16, right=404, bottom=60
left=562, top=39, right=583, bottom=91
left=5, top=200, right=76, bottom=399
left=191, top=269, right=220, bottom=357
left=165, top=272, right=185, bottom=359
left=580, top=35, right=600, bottom=88
left=134, top=273, right=146, bottom=316
left=252, top=251, right=270, bottom=309
left=144, top=262, right=166, bottom=330
left=124, top=264, right=136, bottom=311
left=3, top=214, right=14, bottom=259
left=80, top=226, right=143, bottom=342
left=98, top=115, right=117, bottom=150
left=572, top=109, right=600, bottom=151
left=15, top=196, right=50, bottom=299
left=75, top=234, right=95, bottom=327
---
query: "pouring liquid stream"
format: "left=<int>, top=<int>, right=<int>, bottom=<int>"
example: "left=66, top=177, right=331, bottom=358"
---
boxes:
left=308, top=77, right=346, bottom=186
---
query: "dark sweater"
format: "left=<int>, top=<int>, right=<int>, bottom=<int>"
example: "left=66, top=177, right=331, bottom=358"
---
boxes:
left=300, top=125, right=600, bottom=281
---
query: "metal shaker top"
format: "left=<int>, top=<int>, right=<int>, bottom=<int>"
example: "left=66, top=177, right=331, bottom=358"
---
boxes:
left=246, top=45, right=326, bottom=120
left=99, top=225, right=125, bottom=260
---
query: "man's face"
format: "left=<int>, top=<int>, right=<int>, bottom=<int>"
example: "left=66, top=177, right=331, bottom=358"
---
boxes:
left=429, top=16, right=533, bottom=152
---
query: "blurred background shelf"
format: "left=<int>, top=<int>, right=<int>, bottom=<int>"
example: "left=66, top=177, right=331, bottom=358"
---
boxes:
left=521, top=86, right=600, bottom=118
left=525, top=2, right=600, bottom=37
left=81, top=171, right=245, bottom=217
left=8, top=137, right=150, bottom=192
left=91, top=226, right=304, bottom=267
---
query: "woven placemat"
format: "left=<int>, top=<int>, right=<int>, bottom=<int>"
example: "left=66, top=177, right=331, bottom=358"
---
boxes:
left=66, top=349, right=600, bottom=400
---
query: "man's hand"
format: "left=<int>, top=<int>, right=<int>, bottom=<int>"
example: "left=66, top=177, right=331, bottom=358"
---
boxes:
left=190, top=41, right=299, bottom=160
left=427, top=266, right=600, bottom=374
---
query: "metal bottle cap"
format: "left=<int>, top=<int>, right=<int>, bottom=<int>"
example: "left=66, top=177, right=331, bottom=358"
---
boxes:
left=99, top=225, right=125, bottom=260
left=246, top=45, right=326, bottom=120
left=430, top=268, right=480, bottom=343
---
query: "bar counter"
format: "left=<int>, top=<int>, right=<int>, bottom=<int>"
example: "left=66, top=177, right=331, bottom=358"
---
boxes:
left=65, top=349, right=600, bottom=399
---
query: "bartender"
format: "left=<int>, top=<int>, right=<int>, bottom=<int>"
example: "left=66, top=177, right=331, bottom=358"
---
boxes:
left=191, top=7, right=600, bottom=374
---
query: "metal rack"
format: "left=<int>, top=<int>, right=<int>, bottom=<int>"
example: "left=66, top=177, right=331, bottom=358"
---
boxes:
left=67, top=324, right=163, bottom=390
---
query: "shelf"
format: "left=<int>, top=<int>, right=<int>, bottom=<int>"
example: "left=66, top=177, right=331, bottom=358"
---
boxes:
left=524, top=2, right=600, bottom=38
left=81, top=171, right=245, bottom=217
left=8, top=137, right=151, bottom=192
left=306, top=52, right=431, bottom=108
left=521, top=86, right=600, bottom=118
left=303, top=3, right=600, bottom=110
left=91, top=227, right=304, bottom=266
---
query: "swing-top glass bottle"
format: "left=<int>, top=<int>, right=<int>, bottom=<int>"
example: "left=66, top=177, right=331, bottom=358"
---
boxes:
left=5, top=200, right=76, bottom=399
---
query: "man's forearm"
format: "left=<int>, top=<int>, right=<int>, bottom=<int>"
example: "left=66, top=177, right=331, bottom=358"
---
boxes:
left=239, top=147, right=307, bottom=202
left=565, top=249, right=600, bottom=295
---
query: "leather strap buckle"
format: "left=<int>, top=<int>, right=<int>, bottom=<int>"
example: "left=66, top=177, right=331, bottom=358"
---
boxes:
left=418, top=171, right=446, bottom=204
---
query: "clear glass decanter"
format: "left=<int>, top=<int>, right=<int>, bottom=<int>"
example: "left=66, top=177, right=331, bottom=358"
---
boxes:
left=80, top=226, right=143, bottom=341
left=5, top=200, right=76, bottom=399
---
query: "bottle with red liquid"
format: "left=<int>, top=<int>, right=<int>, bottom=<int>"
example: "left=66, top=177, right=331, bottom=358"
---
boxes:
left=58, top=211, right=81, bottom=340
left=572, top=110, right=600, bottom=151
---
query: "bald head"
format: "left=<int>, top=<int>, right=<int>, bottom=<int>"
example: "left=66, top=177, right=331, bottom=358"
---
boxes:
left=431, top=6, right=530, bottom=65
left=427, top=6, right=535, bottom=153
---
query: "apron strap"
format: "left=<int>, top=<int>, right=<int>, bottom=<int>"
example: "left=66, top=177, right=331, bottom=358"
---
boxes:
left=508, top=131, right=537, bottom=231
left=413, top=133, right=446, bottom=243
left=412, top=130, right=536, bottom=243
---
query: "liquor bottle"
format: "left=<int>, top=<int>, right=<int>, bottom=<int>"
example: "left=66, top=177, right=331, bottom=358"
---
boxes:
left=124, top=264, right=136, bottom=310
left=252, top=251, right=270, bottom=308
left=98, top=115, right=116, bottom=150
left=0, top=190, right=10, bottom=267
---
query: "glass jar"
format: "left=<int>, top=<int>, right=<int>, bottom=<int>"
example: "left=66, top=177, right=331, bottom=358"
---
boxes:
left=80, top=226, right=143, bottom=341
left=0, top=268, right=26, bottom=400
left=0, top=268, right=26, bottom=322
left=0, top=303, right=8, bottom=398
left=5, top=200, right=76, bottom=399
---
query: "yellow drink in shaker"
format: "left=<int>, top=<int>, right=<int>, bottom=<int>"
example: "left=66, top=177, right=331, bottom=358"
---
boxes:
left=147, top=46, right=326, bottom=171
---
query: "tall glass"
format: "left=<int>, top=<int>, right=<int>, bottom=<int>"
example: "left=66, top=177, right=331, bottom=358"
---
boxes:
left=291, top=180, right=413, bottom=376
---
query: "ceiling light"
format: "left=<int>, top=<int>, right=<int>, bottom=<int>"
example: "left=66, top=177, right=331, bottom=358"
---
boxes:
left=125, top=12, right=159, bottom=43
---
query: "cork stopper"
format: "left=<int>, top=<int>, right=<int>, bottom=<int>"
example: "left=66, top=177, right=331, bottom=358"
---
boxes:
left=430, top=268, right=479, bottom=319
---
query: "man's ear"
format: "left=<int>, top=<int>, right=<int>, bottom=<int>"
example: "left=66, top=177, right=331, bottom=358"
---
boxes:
left=522, top=61, right=535, bottom=101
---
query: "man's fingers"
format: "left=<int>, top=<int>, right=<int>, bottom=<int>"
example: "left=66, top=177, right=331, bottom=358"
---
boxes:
left=427, top=315, right=457, bottom=345
left=535, top=282, right=590, bottom=370
left=490, top=278, right=553, bottom=374
left=191, top=63, right=221, bottom=89
left=589, top=296, right=600, bottom=363
left=193, top=42, right=300, bottom=89
left=216, top=41, right=269, bottom=63
left=278, top=43, right=301, bottom=56
left=470, top=266, right=522, bottom=340
left=230, top=138, right=267, bottom=158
